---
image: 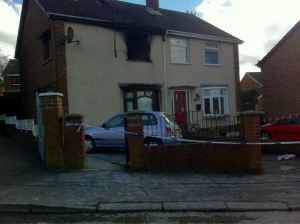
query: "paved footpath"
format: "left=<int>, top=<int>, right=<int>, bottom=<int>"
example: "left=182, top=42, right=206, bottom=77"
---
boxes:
left=0, top=134, right=300, bottom=213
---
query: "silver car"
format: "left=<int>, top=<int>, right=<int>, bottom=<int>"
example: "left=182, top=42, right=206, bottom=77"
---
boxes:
left=85, top=111, right=181, bottom=152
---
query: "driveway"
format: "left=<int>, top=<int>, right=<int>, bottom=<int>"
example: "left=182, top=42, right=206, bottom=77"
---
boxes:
left=1, top=134, right=300, bottom=213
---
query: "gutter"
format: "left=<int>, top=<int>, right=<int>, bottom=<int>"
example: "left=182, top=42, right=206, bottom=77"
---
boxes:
left=48, top=13, right=111, bottom=24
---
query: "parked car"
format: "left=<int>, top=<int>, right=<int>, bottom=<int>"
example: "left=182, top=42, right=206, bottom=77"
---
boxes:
left=260, top=115, right=300, bottom=140
left=85, top=111, right=182, bottom=152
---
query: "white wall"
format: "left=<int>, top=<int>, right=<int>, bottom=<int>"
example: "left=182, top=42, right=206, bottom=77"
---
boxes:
left=65, top=22, right=238, bottom=124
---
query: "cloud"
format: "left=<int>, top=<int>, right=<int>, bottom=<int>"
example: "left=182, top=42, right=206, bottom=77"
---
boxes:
left=196, top=0, right=300, bottom=78
left=0, top=0, right=22, bottom=58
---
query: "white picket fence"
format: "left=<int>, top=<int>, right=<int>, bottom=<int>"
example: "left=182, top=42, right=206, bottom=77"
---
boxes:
left=0, top=114, right=38, bottom=137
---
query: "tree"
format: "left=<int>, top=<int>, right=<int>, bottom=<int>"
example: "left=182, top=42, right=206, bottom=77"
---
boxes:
left=241, top=88, right=261, bottom=105
left=0, top=50, right=9, bottom=94
left=0, top=49, right=9, bottom=80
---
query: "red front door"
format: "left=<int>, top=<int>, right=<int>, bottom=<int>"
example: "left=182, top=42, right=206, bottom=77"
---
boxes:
left=174, top=91, right=188, bottom=129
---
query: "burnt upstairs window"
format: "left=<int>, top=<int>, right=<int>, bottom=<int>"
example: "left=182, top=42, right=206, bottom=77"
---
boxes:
left=126, top=32, right=151, bottom=62
left=39, top=29, right=51, bottom=62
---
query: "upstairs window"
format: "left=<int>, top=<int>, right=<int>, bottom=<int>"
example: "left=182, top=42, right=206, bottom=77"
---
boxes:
left=171, top=38, right=189, bottom=64
left=39, top=30, right=51, bottom=62
left=126, top=32, right=151, bottom=61
left=12, top=76, right=20, bottom=85
left=43, top=39, right=50, bottom=61
left=205, top=43, right=219, bottom=65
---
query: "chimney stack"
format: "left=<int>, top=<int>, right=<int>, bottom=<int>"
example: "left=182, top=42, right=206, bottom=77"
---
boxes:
left=146, top=0, right=159, bottom=11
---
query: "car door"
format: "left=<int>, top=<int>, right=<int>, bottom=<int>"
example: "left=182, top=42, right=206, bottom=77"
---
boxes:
left=272, top=116, right=299, bottom=140
left=99, top=114, right=126, bottom=147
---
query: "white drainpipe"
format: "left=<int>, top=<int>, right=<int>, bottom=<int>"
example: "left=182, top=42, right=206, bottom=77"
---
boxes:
left=163, top=31, right=168, bottom=112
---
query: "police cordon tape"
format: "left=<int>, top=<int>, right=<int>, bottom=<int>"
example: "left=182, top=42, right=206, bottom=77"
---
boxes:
left=66, top=122, right=300, bottom=146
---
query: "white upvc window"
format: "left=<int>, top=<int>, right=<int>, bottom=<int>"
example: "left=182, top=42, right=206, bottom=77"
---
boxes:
left=202, top=87, right=228, bottom=115
left=205, top=42, right=220, bottom=65
left=171, top=38, right=189, bottom=64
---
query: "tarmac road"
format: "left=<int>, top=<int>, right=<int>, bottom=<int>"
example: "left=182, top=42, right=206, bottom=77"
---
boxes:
left=2, top=211, right=300, bottom=224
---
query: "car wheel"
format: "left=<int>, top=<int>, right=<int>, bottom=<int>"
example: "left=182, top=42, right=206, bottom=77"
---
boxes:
left=85, top=136, right=96, bottom=153
left=144, top=137, right=163, bottom=146
left=261, top=131, right=271, bottom=139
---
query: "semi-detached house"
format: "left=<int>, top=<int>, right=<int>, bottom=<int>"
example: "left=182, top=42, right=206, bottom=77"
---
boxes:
left=15, top=0, right=243, bottom=125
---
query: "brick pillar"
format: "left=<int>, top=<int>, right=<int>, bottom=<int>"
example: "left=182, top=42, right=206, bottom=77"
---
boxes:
left=40, top=92, right=64, bottom=169
left=63, top=114, right=87, bottom=169
left=240, top=110, right=264, bottom=142
left=126, top=111, right=145, bottom=170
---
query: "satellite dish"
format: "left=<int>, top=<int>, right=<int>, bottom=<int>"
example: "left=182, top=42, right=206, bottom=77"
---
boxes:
left=66, top=27, right=74, bottom=43
left=65, top=26, right=80, bottom=46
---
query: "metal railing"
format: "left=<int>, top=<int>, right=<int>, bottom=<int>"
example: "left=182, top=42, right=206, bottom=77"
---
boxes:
left=141, top=111, right=240, bottom=142
left=172, top=111, right=240, bottom=141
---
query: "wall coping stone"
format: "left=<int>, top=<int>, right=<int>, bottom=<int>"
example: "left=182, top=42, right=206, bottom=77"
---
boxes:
left=64, top=114, right=84, bottom=119
left=39, top=92, right=64, bottom=97
left=240, top=110, right=264, bottom=116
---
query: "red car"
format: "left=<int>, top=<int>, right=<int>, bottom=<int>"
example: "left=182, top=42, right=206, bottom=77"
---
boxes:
left=260, top=115, right=300, bottom=140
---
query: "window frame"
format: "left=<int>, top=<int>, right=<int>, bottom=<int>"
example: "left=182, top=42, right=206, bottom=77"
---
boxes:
left=205, top=42, right=220, bottom=65
left=202, top=87, right=228, bottom=116
left=170, top=38, right=190, bottom=64
left=11, top=76, right=20, bottom=85
left=121, top=85, right=160, bottom=112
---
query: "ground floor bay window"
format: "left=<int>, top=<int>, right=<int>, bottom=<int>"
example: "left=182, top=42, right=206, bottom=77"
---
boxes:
left=119, top=84, right=161, bottom=112
left=202, top=86, right=228, bottom=115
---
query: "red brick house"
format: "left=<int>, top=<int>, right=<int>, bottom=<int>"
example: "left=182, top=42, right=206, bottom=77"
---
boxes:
left=2, top=59, right=20, bottom=97
left=240, top=72, right=262, bottom=90
left=240, top=72, right=262, bottom=111
left=257, top=20, right=300, bottom=119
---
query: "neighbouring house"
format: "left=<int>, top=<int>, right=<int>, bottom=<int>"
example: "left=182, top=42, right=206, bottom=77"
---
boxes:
left=15, top=0, right=242, bottom=125
left=2, top=59, right=20, bottom=97
left=240, top=72, right=262, bottom=111
left=0, top=59, right=21, bottom=116
left=257, top=20, right=300, bottom=119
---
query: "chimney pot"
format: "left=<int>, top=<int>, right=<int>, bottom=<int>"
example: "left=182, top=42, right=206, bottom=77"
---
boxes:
left=146, top=0, right=159, bottom=11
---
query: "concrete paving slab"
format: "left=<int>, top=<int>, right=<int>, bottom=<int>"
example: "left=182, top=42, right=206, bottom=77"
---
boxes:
left=226, top=202, right=289, bottom=211
left=97, top=202, right=162, bottom=212
left=163, top=201, right=228, bottom=212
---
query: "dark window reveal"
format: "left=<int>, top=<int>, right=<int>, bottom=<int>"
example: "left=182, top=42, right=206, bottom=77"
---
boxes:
left=126, top=32, right=151, bottom=61
left=43, top=38, right=50, bottom=61
left=39, top=30, right=51, bottom=61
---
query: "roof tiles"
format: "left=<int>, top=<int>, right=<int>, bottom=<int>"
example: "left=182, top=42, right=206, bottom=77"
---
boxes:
left=36, top=0, right=241, bottom=42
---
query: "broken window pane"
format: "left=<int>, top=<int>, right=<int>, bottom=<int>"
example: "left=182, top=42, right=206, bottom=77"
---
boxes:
left=126, top=32, right=151, bottom=61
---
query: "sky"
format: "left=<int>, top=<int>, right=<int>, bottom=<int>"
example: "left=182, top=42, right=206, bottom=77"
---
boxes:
left=0, top=0, right=300, bottom=78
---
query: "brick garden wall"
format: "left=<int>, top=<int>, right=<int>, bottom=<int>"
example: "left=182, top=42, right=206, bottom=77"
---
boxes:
left=143, top=144, right=261, bottom=172
left=0, top=97, right=21, bottom=117
left=2, top=125, right=38, bottom=151
left=126, top=111, right=262, bottom=173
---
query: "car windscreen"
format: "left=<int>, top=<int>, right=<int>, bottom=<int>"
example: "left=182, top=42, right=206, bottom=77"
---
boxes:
left=162, top=113, right=177, bottom=126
